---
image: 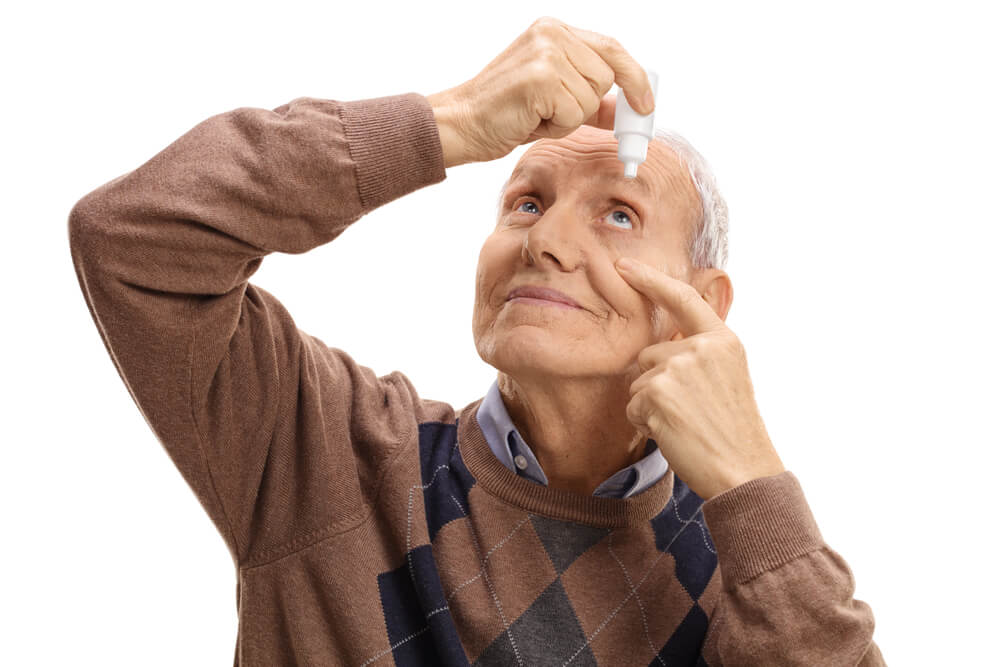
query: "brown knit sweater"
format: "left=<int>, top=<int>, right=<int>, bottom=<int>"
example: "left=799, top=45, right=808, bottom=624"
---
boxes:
left=67, top=92, right=886, bottom=666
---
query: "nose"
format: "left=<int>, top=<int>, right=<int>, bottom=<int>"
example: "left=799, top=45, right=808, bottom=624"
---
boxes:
left=521, top=201, right=584, bottom=271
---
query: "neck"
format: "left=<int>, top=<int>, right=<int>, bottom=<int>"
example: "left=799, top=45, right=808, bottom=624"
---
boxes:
left=496, top=371, right=647, bottom=495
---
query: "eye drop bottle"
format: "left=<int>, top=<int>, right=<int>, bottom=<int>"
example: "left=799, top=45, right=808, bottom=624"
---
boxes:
left=614, top=68, right=659, bottom=179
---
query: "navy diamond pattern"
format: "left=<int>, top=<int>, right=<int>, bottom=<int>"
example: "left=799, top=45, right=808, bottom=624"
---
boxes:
left=377, top=544, right=468, bottom=666
left=649, top=475, right=718, bottom=601
left=649, top=603, right=710, bottom=666
left=419, top=420, right=477, bottom=542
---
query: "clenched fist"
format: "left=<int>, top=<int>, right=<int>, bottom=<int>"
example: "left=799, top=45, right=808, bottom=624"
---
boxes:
left=426, top=17, right=656, bottom=168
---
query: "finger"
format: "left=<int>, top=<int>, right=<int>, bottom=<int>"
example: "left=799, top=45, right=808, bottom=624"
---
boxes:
left=625, top=393, right=659, bottom=440
left=564, top=24, right=654, bottom=115
left=552, top=64, right=602, bottom=132
left=531, top=75, right=594, bottom=138
left=616, top=258, right=724, bottom=337
left=635, top=340, right=682, bottom=374
left=625, top=393, right=647, bottom=431
left=629, top=363, right=660, bottom=392
left=584, top=92, right=617, bottom=130
left=558, top=25, right=616, bottom=99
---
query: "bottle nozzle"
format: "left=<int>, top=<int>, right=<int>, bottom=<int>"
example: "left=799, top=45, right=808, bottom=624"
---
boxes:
left=614, top=68, right=658, bottom=179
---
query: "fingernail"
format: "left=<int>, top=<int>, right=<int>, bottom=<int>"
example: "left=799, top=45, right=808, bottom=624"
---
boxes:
left=643, top=91, right=655, bottom=114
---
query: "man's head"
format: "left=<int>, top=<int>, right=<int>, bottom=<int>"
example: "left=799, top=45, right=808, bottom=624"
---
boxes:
left=472, top=124, right=733, bottom=383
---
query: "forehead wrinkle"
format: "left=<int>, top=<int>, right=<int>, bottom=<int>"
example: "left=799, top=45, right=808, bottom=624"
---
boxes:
left=509, top=155, right=657, bottom=201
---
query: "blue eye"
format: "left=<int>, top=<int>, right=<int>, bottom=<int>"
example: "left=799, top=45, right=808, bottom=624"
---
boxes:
left=606, top=210, right=634, bottom=229
left=514, top=198, right=636, bottom=230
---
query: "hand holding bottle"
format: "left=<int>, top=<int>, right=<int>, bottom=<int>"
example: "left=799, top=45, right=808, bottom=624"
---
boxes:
left=426, top=16, right=656, bottom=168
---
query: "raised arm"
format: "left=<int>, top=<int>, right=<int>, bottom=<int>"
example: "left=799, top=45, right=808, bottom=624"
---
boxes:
left=68, top=93, right=446, bottom=566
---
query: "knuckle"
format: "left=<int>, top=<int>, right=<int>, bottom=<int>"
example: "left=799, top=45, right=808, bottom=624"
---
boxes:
left=541, top=42, right=563, bottom=65
left=526, top=60, right=551, bottom=84
left=596, top=66, right=615, bottom=91
left=531, top=16, right=562, bottom=34
left=690, top=336, right=708, bottom=355
left=670, top=354, right=692, bottom=371
left=597, top=34, right=622, bottom=52
left=579, top=72, right=609, bottom=99
left=527, top=33, right=561, bottom=63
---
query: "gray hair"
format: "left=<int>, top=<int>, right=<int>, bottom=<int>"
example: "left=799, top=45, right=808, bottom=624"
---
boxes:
left=494, top=129, right=729, bottom=273
left=651, top=128, right=729, bottom=272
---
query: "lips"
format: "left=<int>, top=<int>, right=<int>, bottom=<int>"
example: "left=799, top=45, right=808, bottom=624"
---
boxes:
left=506, top=285, right=581, bottom=308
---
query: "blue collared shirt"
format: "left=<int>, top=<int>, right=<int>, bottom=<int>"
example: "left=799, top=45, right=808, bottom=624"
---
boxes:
left=476, top=378, right=668, bottom=498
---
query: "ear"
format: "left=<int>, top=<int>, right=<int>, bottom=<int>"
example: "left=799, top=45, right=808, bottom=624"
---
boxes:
left=694, top=269, right=734, bottom=322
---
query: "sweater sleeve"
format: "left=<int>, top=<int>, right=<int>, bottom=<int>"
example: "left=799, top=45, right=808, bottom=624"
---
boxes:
left=698, top=471, right=886, bottom=666
left=67, top=93, right=447, bottom=567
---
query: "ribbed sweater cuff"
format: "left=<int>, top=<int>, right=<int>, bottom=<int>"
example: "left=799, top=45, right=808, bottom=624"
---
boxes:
left=701, top=471, right=824, bottom=590
left=338, top=92, right=447, bottom=210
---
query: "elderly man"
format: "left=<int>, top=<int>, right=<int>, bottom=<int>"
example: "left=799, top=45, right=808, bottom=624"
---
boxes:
left=68, top=16, right=884, bottom=667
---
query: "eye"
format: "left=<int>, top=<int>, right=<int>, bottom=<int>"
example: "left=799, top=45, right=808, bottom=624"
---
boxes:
left=605, top=209, right=634, bottom=230
left=514, top=197, right=638, bottom=230
left=516, top=200, right=541, bottom=215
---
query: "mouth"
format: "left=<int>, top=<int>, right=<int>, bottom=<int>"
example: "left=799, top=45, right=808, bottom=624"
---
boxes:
left=506, top=285, right=582, bottom=309
left=507, top=296, right=581, bottom=310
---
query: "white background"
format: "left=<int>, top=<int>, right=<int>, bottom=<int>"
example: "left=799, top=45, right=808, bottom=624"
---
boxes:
left=3, top=0, right=997, bottom=664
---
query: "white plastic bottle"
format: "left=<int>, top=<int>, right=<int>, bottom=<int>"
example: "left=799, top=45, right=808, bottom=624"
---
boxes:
left=614, top=68, right=659, bottom=179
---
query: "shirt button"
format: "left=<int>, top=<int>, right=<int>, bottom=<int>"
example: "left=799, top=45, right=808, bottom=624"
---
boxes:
left=514, top=454, right=528, bottom=470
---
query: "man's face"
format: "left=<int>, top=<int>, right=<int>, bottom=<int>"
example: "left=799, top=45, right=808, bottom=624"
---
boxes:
left=472, top=125, right=701, bottom=381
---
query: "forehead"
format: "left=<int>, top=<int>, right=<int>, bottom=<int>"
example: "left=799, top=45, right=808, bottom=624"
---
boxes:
left=508, top=126, right=691, bottom=209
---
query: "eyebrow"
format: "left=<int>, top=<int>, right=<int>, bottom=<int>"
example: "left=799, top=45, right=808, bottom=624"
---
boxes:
left=506, top=163, right=655, bottom=199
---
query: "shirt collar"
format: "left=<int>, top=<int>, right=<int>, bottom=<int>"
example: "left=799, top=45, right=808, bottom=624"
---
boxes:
left=476, top=377, right=668, bottom=498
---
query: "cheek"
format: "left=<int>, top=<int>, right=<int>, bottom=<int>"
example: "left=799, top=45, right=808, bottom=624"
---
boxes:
left=476, top=235, right=523, bottom=297
left=475, top=240, right=497, bottom=284
left=609, top=273, right=659, bottom=333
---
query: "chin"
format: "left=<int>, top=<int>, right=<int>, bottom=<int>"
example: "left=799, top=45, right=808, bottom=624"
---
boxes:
left=490, top=330, right=587, bottom=377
